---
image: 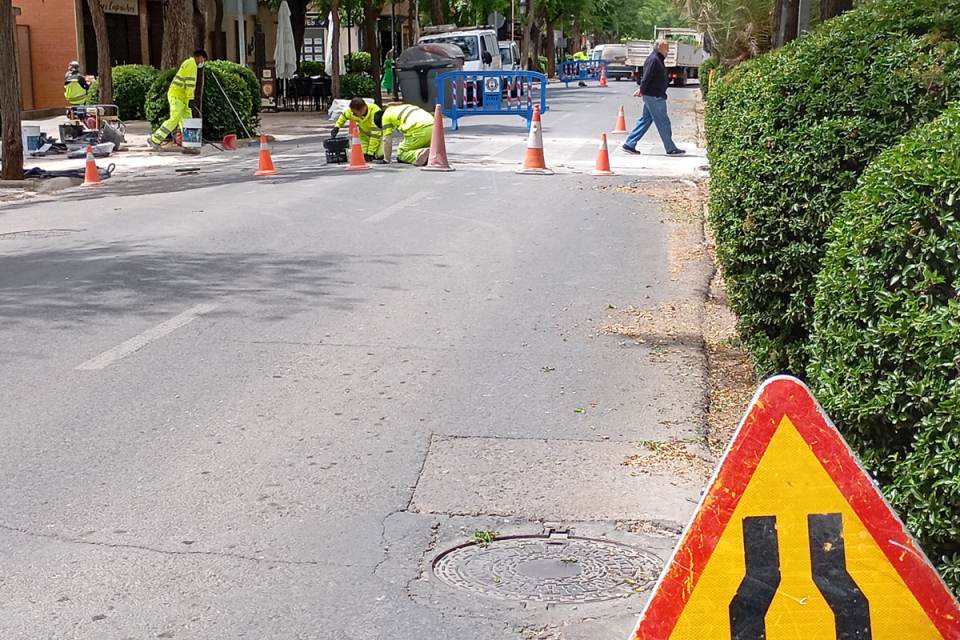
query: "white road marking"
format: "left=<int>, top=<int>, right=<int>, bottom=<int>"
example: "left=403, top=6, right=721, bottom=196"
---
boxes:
left=364, top=189, right=431, bottom=223
left=76, top=303, right=218, bottom=370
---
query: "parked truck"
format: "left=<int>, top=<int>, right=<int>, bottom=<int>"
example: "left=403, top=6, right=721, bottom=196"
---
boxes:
left=626, top=27, right=708, bottom=87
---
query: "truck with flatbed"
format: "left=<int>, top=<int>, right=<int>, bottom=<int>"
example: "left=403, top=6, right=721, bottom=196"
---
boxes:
left=626, top=28, right=708, bottom=87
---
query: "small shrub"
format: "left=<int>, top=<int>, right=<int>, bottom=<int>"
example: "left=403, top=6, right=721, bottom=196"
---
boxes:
left=300, top=60, right=325, bottom=76
left=339, top=72, right=376, bottom=99
left=112, top=64, right=158, bottom=120
left=698, top=57, right=720, bottom=99
left=809, top=103, right=960, bottom=592
left=537, top=55, right=548, bottom=73
left=345, top=51, right=372, bottom=73
left=85, top=79, right=100, bottom=105
left=205, top=59, right=261, bottom=116
left=706, top=0, right=960, bottom=374
left=145, top=66, right=256, bottom=140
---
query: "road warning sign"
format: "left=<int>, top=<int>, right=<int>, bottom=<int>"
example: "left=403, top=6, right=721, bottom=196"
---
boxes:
left=632, top=376, right=960, bottom=640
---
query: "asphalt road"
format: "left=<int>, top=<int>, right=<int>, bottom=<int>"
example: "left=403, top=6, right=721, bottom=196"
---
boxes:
left=0, top=82, right=709, bottom=639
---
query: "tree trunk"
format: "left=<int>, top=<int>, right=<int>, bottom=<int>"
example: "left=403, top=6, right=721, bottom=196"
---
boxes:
left=772, top=0, right=799, bottom=47
left=430, top=0, right=443, bottom=26
left=0, top=0, right=23, bottom=180
left=820, top=0, right=853, bottom=20
left=289, top=0, right=308, bottom=67
left=212, top=0, right=225, bottom=59
left=544, top=16, right=555, bottom=78
left=362, top=0, right=382, bottom=104
left=521, top=0, right=535, bottom=70
left=162, top=0, right=193, bottom=69
left=406, top=0, right=418, bottom=45
left=86, top=0, right=113, bottom=104
left=330, top=0, right=341, bottom=98
left=193, top=0, right=207, bottom=50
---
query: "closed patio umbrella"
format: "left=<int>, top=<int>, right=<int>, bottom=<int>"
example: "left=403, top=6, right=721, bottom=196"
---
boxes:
left=274, top=0, right=297, bottom=80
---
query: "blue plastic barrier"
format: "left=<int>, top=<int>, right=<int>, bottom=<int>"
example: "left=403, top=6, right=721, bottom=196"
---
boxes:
left=558, top=60, right=608, bottom=87
left=435, top=71, right=549, bottom=130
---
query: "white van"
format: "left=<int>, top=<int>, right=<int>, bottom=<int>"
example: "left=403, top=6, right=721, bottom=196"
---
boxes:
left=499, top=40, right=521, bottom=71
left=418, top=27, right=502, bottom=71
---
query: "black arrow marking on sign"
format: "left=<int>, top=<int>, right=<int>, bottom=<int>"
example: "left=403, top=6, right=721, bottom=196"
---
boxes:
left=730, top=516, right=781, bottom=640
left=808, top=513, right=873, bottom=640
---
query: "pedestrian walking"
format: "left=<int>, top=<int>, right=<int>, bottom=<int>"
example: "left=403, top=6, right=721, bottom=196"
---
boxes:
left=149, top=49, right=207, bottom=150
left=622, top=39, right=685, bottom=156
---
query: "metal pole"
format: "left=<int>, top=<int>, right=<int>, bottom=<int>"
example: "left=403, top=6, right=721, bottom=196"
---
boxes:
left=391, top=1, right=398, bottom=99
left=511, top=0, right=514, bottom=42
left=237, top=16, right=247, bottom=67
left=211, top=69, right=253, bottom=139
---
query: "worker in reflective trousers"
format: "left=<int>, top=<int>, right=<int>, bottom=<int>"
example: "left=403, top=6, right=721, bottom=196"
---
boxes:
left=149, top=49, right=207, bottom=150
left=374, top=104, right=434, bottom=166
left=330, top=97, right=382, bottom=160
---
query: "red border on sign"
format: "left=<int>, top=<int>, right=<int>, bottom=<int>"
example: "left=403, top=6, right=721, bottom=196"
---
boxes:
left=632, top=375, right=960, bottom=640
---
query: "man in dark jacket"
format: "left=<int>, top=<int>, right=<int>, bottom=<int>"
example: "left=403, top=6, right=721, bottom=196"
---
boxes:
left=622, top=40, right=685, bottom=156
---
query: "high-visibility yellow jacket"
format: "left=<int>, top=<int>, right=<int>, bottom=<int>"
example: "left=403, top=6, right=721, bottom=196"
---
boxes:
left=64, top=73, right=89, bottom=105
left=379, top=104, right=434, bottom=138
left=168, top=57, right=198, bottom=102
left=335, top=102, right=382, bottom=155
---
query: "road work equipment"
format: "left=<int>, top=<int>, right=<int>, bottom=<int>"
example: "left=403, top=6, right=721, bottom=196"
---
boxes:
left=517, top=104, right=552, bottom=175
left=346, top=121, right=370, bottom=171
left=254, top=134, right=277, bottom=176
left=376, top=103, right=433, bottom=165
left=613, top=106, right=628, bottom=133
left=334, top=97, right=382, bottom=159
left=599, top=64, right=609, bottom=87
left=592, top=133, right=615, bottom=176
left=557, top=60, right=607, bottom=87
left=82, top=145, right=103, bottom=187
left=150, top=50, right=207, bottom=147
left=422, top=104, right=454, bottom=172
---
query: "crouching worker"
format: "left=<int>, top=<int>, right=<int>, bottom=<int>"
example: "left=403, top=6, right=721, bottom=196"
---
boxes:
left=375, top=104, right=434, bottom=166
left=330, top=97, right=382, bottom=160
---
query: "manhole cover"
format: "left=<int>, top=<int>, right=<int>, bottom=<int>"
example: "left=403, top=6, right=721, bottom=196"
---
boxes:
left=433, top=534, right=661, bottom=604
left=0, top=228, right=83, bottom=240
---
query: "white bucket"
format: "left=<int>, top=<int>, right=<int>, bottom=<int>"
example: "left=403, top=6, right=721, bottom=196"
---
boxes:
left=21, top=125, right=41, bottom=152
left=181, top=118, right=203, bottom=149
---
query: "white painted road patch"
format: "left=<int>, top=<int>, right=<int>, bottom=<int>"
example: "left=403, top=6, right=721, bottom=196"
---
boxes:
left=75, top=303, right=218, bottom=370
left=364, top=189, right=431, bottom=223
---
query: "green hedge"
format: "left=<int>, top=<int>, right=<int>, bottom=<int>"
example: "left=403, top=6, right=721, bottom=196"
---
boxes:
left=145, top=65, right=257, bottom=140
left=300, top=60, right=325, bottom=76
left=205, top=60, right=261, bottom=116
left=339, top=72, right=376, bottom=99
left=112, top=64, right=158, bottom=120
left=809, top=103, right=960, bottom=592
left=345, top=51, right=372, bottom=73
left=705, top=0, right=960, bottom=374
left=699, top=57, right=720, bottom=99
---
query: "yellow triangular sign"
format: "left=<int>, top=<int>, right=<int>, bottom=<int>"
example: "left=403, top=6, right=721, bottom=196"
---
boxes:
left=632, top=376, right=960, bottom=639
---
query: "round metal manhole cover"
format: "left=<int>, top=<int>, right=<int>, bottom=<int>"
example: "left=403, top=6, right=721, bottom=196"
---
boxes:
left=432, top=535, right=661, bottom=604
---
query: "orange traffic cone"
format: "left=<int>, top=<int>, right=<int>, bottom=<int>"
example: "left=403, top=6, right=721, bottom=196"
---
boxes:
left=222, top=134, right=238, bottom=151
left=346, top=120, right=369, bottom=172
left=254, top=134, right=277, bottom=176
left=517, top=105, right=553, bottom=175
left=613, top=106, right=627, bottom=133
left=599, top=65, right=608, bottom=87
left=82, top=145, right=102, bottom=187
left=422, top=104, right=454, bottom=172
left=592, top=133, right=615, bottom=176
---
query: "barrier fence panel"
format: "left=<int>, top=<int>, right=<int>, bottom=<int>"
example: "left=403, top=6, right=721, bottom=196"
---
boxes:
left=557, top=60, right=608, bottom=87
left=435, top=71, right=549, bottom=130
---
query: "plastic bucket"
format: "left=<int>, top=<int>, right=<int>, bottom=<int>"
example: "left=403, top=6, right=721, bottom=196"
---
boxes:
left=181, top=118, right=203, bottom=149
left=21, top=125, right=41, bottom=152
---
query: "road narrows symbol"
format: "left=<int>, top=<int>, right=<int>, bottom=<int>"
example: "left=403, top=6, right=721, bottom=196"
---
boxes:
left=809, top=513, right=872, bottom=640
left=730, top=516, right=781, bottom=640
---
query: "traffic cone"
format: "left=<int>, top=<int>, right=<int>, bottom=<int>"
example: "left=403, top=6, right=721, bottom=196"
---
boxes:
left=599, top=65, right=608, bottom=87
left=82, top=145, right=102, bottom=187
left=346, top=121, right=369, bottom=172
left=422, top=104, right=454, bottom=172
left=592, top=133, right=615, bottom=176
left=517, top=105, right=553, bottom=175
left=222, top=134, right=238, bottom=150
left=613, top=106, right=628, bottom=133
left=254, top=133, right=277, bottom=176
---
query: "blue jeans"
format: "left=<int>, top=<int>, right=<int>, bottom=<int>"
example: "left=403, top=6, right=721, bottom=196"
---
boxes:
left=625, top=95, right=678, bottom=153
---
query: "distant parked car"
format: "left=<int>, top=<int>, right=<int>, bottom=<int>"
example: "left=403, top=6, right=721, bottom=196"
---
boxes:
left=591, top=44, right=632, bottom=80
left=499, top=40, right=521, bottom=71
